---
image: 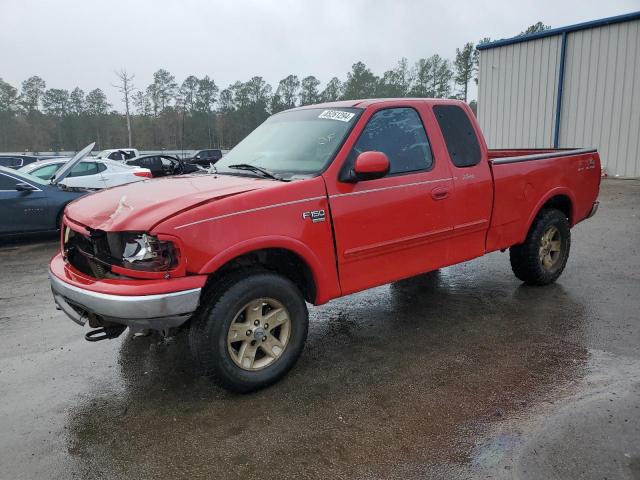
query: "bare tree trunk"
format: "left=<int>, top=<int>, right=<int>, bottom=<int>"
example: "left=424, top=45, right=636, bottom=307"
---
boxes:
left=207, top=111, right=213, bottom=148
left=125, top=106, right=132, bottom=147
left=114, top=69, right=136, bottom=147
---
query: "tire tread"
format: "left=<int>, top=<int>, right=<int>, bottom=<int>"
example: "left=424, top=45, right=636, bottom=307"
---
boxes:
left=509, top=208, right=571, bottom=286
left=189, top=268, right=308, bottom=392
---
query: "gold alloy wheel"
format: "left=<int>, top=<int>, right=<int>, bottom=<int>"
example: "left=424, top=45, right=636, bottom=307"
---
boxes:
left=227, top=298, right=291, bottom=371
left=538, top=225, right=562, bottom=271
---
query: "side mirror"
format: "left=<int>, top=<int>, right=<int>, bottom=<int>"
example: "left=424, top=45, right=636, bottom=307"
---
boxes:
left=15, top=182, right=37, bottom=192
left=195, top=155, right=201, bottom=159
left=345, top=151, right=390, bottom=182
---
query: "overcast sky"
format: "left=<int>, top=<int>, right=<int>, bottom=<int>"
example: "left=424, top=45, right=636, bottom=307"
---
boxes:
left=2, top=0, right=638, bottom=108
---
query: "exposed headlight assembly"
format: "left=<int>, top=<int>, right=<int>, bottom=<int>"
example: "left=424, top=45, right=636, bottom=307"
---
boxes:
left=119, top=232, right=178, bottom=272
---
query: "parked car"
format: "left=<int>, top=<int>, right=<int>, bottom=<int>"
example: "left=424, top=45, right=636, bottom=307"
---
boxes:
left=186, top=149, right=223, bottom=166
left=94, top=148, right=140, bottom=161
left=0, top=145, right=96, bottom=236
left=0, top=155, right=42, bottom=169
left=0, top=156, right=25, bottom=169
left=124, top=154, right=200, bottom=178
left=19, top=157, right=151, bottom=189
left=49, top=99, right=601, bottom=392
left=0, top=154, right=75, bottom=169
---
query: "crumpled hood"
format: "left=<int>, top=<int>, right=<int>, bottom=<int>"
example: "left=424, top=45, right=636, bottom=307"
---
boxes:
left=65, top=174, right=275, bottom=231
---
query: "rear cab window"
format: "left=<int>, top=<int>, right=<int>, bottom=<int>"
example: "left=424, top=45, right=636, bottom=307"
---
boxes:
left=433, top=105, right=481, bottom=168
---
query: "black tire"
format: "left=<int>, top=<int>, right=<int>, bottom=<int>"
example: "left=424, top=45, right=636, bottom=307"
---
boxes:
left=189, top=269, right=308, bottom=393
left=509, top=208, right=571, bottom=285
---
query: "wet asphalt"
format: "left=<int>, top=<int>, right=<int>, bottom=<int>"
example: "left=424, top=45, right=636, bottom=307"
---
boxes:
left=0, top=179, right=639, bottom=480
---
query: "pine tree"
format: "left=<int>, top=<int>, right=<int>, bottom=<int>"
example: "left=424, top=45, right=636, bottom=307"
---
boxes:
left=454, top=43, right=475, bottom=102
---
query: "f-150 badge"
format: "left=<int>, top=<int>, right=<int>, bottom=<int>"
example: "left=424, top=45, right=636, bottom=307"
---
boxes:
left=302, top=209, right=326, bottom=223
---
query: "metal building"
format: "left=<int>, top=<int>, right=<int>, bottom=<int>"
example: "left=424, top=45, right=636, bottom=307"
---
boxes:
left=477, top=11, right=640, bottom=178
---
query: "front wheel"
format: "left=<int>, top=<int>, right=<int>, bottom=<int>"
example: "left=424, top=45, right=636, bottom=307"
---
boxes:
left=509, top=208, right=571, bottom=285
left=189, top=270, right=308, bottom=393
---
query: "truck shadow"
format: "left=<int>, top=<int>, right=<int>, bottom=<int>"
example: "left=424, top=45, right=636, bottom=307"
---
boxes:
left=65, top=264, right=590, bottom=479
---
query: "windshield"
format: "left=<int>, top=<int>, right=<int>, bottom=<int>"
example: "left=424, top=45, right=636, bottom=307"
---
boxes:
left=215, top=107, right=362, bottom=179
left=0, top=166, right=49, bottom=185
left=95, top=150, right=110, bottom=158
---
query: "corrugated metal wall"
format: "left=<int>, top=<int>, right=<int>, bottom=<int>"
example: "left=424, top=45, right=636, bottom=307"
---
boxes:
left=560, top=20, right=640, bottom=177
left=478, top=18, right=640, bottom=177
left=478, top=36, right=561, bottom=148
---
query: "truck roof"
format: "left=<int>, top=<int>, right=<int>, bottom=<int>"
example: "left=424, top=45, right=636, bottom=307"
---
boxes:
left=291, top=98, right=468, bottom=111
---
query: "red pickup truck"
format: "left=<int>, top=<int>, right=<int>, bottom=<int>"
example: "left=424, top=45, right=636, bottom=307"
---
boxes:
left=49, top=99, right=601, bottom=392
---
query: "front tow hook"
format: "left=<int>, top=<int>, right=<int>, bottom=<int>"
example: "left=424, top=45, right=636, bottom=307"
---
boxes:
left=85, top=325, right=127, bottom=342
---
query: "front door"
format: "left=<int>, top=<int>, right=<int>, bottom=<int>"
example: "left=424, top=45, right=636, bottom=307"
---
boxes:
left=325, top=105, right=455, bottom=295
left=0, top=172, right=50, bottom=234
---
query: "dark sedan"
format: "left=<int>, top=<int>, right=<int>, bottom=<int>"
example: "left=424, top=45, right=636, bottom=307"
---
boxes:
left=0, top=155, right=41, bottom=169
left=124, top=154, right=199, bottom=178
left=0, top=167, right=88, bottom=236
left=186, top=149, right=223, bottom=167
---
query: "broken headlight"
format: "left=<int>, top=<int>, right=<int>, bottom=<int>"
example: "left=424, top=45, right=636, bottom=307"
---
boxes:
left=118, top=233, right=178, bottom=272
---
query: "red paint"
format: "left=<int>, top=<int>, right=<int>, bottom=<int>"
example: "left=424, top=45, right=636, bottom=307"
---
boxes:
left=354, top=151, right=390, bottom=174
left=49, top=253, right=207, bottom=295
left=51, top=99, right=601, bottom=305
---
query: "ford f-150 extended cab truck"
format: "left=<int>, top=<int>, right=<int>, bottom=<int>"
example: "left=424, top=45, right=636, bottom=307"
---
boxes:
left=49, top=99, right=601, bottom=392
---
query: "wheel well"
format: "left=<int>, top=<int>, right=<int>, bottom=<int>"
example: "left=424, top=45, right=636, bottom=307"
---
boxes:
left=540, top=195, right=572, bottom=224
left=204, top=248, right=317, bottom=303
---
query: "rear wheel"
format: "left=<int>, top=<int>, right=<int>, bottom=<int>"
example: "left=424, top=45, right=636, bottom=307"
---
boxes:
left=189, top=270, right=308, bottom=393
left=509, top=208, right=571, bottom=285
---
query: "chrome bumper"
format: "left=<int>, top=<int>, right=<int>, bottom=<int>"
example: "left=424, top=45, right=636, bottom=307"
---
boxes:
left=49, top=269, right=201, bottom=330
left=586, top=200, right=599, bottom=219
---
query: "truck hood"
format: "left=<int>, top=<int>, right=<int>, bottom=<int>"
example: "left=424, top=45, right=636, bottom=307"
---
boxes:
left=65, top=174, right=276, bottom=231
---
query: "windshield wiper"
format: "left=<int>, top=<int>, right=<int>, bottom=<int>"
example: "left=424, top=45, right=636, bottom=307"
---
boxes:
left=227, top=163, right=284, bottom=181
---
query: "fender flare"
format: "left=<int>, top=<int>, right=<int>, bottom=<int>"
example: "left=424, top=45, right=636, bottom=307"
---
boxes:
left=198, top=235, right=327, bottom=297
left=521, top=187, right=576, bottom=242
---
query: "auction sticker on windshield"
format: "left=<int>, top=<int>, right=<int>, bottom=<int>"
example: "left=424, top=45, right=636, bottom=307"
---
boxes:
left=318, top=110, right=355, bottom=122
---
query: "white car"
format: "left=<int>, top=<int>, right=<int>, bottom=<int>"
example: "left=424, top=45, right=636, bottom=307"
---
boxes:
left=18, top=157, right=151, bottom=189
left=94, top=148, right=140, bottom=161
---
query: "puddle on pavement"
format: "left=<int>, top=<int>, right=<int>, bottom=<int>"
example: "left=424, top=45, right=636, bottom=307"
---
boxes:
left=64, top=267, right=590, bottom=479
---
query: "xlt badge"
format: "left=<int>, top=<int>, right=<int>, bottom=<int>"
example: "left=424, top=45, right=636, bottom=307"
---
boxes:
left=302, top=209, right=326, bottom=223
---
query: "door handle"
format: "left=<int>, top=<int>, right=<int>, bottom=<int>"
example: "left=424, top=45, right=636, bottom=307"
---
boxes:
left=431, top=187, right=449, bottom=200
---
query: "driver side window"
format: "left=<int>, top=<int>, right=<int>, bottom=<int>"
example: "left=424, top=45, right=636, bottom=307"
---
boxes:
left=348, top=107, right=433, bottom=175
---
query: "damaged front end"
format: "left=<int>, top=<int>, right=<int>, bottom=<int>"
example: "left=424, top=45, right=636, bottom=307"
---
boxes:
left=62, top=224, right=185, bottom=280
left=49, top=219, right=205, bottom=339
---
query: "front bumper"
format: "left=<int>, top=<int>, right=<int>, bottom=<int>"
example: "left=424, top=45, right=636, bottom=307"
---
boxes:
left=49, top=268, right=202, bottom=330
left=586, top=200, right=599, bottom=219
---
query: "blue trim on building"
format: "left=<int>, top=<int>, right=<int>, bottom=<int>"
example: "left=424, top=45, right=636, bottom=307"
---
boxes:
left=477, top=10, right=640, bottom=51
left=553, top=32, right=568, bottom=148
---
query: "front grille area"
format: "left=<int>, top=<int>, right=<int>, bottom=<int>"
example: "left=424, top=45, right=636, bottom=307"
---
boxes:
left=64, top=227, right=114, bottom=279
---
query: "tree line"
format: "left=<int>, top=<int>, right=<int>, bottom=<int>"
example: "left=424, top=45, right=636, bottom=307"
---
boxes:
left=0, top=23, right=548, bottom=153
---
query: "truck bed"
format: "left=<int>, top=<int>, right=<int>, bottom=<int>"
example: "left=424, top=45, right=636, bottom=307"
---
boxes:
left=486, top=148, right=601, bottom=252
